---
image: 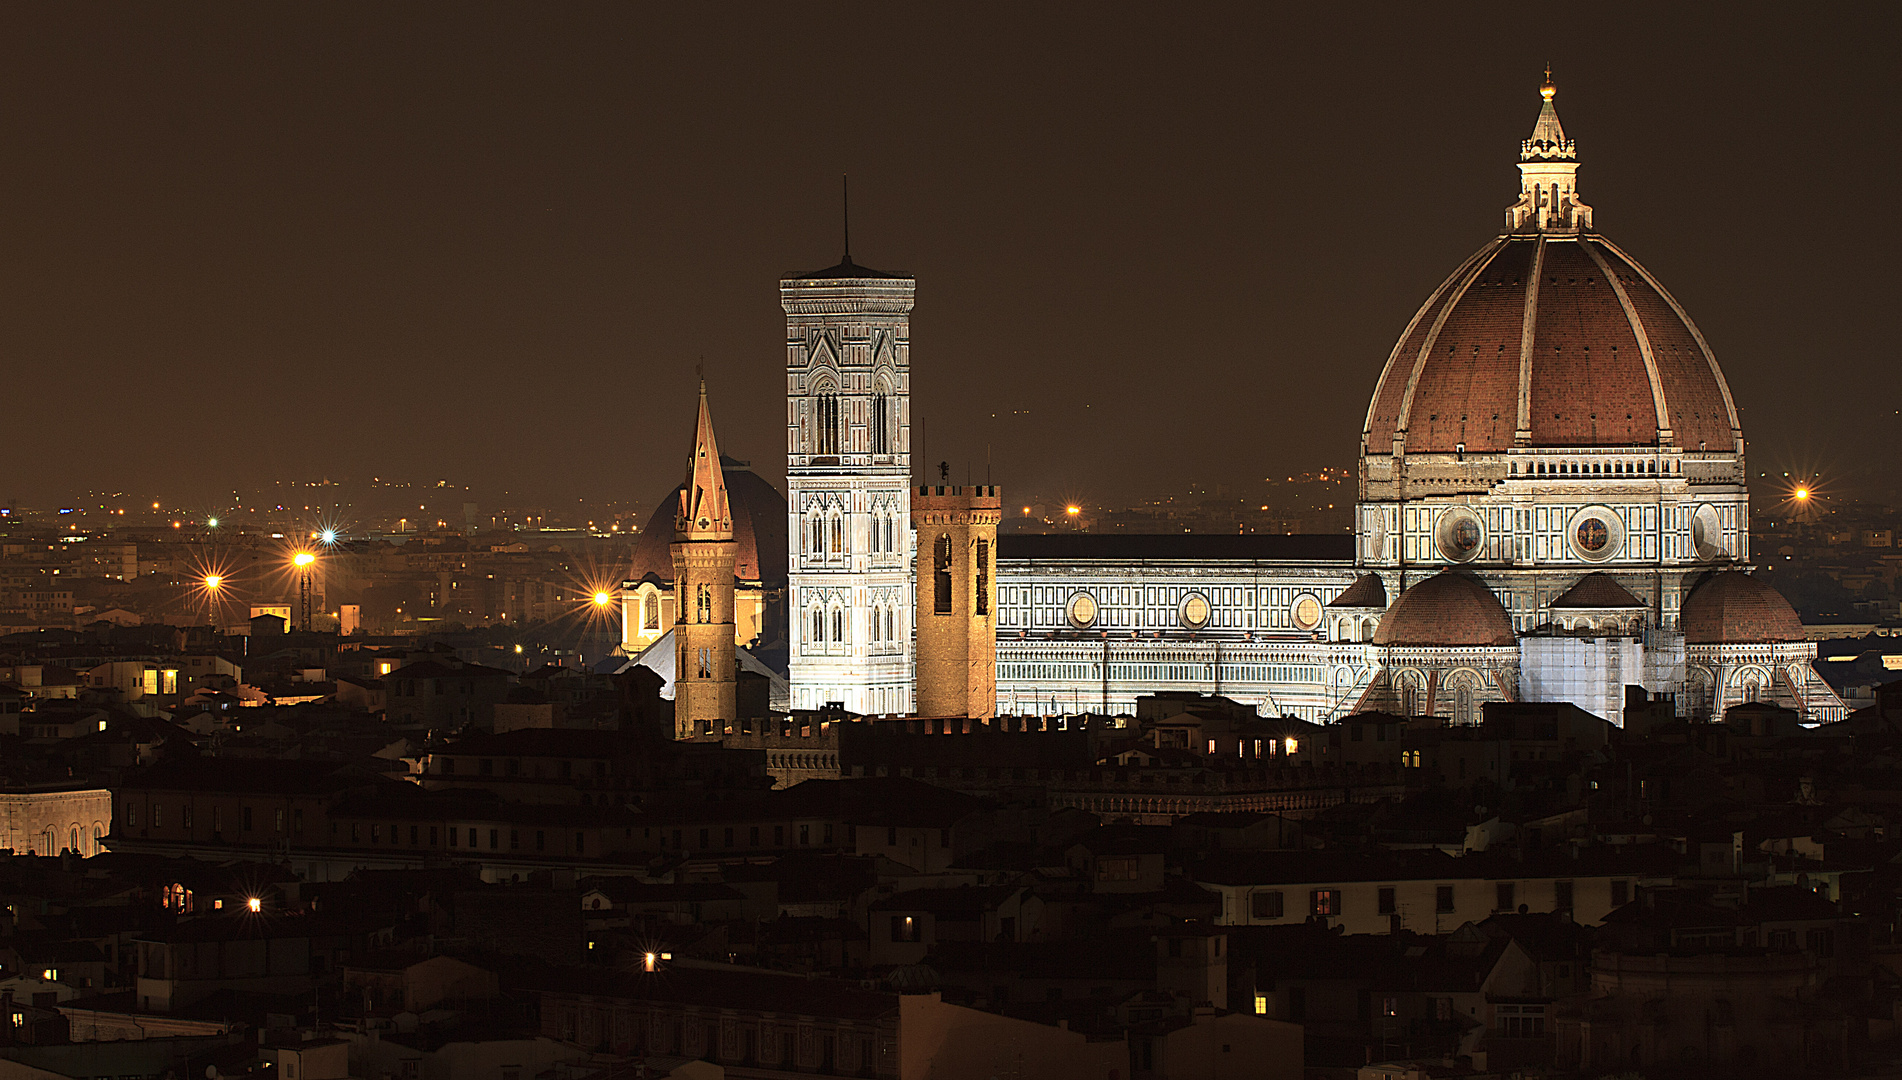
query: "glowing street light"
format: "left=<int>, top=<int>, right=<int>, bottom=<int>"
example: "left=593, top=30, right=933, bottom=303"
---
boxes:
left=1066, top=505, right=1081, bottom=517
left=1793, top=486, right=1811, bottom=502
left=592, top=590, right=614, bottom=608
left=319, top=528, right=338, bottom=545
left=291, top=551, right=317, bottom=631
left=207, top=517, right=219, bottom=528
left=203, top=574, right=223, bottom=591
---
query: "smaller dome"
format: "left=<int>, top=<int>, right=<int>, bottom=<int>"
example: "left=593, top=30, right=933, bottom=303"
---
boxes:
left=1374, top=570, right=1516, bottom=647
left=1549, top=572, right=1644, bottom=609
left=1329, top=573, right=1388, bottom=609
left=1681, top=572, right=1805, bottom=644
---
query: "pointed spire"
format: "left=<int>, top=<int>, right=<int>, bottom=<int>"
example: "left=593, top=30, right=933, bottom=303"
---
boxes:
left=1505, top=70, right=1593, bottom=233
left=675, top=380, right=734, bottom=543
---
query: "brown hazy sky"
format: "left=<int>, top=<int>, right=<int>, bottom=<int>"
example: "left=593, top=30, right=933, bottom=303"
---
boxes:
left=1, top=3, right=1896, bottom=509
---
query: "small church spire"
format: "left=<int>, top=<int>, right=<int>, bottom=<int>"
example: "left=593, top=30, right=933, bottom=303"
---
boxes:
left=676, top=380, right=733, bottom=543
left=1505, top=70, right=1593, bottom=233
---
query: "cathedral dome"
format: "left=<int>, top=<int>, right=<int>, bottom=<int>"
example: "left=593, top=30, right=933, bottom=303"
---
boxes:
left=1361, top=81, right=1741, bottom=459
left=1373, top=570, right=1516, bottom=647
left=629, top=457, right=788, bottom=585
left=1680, top=571, right=1805, bottom=645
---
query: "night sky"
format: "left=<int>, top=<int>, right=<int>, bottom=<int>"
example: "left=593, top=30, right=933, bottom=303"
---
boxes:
left=2, top=4, right=1895, bottom=510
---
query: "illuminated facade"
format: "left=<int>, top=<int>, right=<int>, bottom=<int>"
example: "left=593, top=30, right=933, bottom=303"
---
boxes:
left=986, top=79, right=1844, bottom=726
left=783, top=257, right=916, bottom=715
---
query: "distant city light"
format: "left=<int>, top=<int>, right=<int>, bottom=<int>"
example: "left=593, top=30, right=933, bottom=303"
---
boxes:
left=1793, top=486, right=1810, bottom=502
left=207, top=517, right=219, bottom=527
left=1066, top=505, right=1081, bottom=516
left=320, top=528, right=338, bottom=544
left=204, top=574, right=223, bottom=590
left=247, top=897, right=262, bottom=912
left=293, top=551, right=316, bottom=568
left=592, top=591, right=613, bottom=607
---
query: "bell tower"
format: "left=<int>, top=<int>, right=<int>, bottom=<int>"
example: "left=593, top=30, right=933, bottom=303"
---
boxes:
left=670, top=382, right=737, bottom=737
left=782, top=253, right=915, bottom=715
left=913, top=484, right=1000, bottom=718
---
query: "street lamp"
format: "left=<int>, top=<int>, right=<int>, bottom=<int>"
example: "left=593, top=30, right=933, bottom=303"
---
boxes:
left=292, top=551, right=316, bottom=632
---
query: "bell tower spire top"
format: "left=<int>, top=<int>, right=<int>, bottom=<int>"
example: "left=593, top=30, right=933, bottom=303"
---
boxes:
left=676, top=380, right=732, bottom=543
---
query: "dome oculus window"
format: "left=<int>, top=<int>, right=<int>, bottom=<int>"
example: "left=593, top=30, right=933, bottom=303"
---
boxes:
left=1066, top=591, right=1099, bottom=629
left=1567, top=506, right=1625, bottom=562
left=1434, top=508, right=1485, bottom=563
left=1180, top=593, right=1211, bottom=630
left=1291, top=594, right=1322, bottom=632
left=1690, top=504, right=1727, bottom=561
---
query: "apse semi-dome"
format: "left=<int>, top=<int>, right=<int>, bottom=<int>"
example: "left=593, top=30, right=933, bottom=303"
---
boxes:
left=1361, top=80, right=1742, bottom=460
left=1373, top=570, right=1517, bottom=647
left=1680, top=571, right=1806, bottom=645
left=629, top=456, right=788, bottom=584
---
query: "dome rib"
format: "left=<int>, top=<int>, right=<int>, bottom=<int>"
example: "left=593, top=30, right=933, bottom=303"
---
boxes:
left=1362, top=238, right=1503, bottom=454
left=1595, top=236, right=1743, bottom=454
left=1392, top=240, right=1509, bottom=451
left=1512, top=237, right=1547, bottom=443
left=1582, top=241, right=1674, bottom=443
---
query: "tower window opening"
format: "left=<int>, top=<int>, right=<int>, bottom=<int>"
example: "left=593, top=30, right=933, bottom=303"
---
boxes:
left=872, top=391, right=890, bottom=455
left=975, top=540, right=991, bottom=616
left=934, top=535, right=954, bottom=615
left=644, top=593, right=660, bottom=630
left=696, top=647, right=712, bottom=679
left=811, top=609, right=824, bottom=644
left=833, top=608, right=845, bottom=643
left=696, top=583, right=712, bottom=623
left=814, top=391, right=841, bottom=455
left=830, top=514, right=843, bottom=553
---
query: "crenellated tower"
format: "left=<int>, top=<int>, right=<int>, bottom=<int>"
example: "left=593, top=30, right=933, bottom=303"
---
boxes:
left=913, top=484, right=1000, bottom=719
left=782, top=254, right=915, bottom=715
left=670, top=382, right=738, bottom=736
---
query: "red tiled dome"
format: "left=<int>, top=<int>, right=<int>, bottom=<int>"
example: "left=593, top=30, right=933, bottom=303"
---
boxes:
left=629, top=459, right=788, bottom=585
left=1363, top=235, right=1741, bottom=456
left=1373, top=570, right=1516, bottom=647
left=1680, top=571, right=1805, bottom=644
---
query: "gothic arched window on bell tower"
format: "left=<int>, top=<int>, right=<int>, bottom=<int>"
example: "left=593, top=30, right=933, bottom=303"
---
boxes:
left=696, top=583, right=711, bottom=624
left=812, top=390, right=841, bottom=455
left=872, top=388, right=891, bottom=455
left=934, top=534, right=953, bottom=614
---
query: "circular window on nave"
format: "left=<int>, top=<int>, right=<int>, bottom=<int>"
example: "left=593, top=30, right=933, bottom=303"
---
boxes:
left=1291, top=594, right=1322, bottom=632
left=1435, top=507, right=1485, bottom=563
left=1066, top=591, right=1099, bottom=629
left=1690, top=503, right=1728, bottom=561
left=1180, top=593, right=1211, bottom=630
left=1568, top=506, right=1625, bottom=562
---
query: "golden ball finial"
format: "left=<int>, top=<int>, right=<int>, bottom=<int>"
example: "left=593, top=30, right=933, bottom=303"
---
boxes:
left=1541, top=64, right=1556, bottom=100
